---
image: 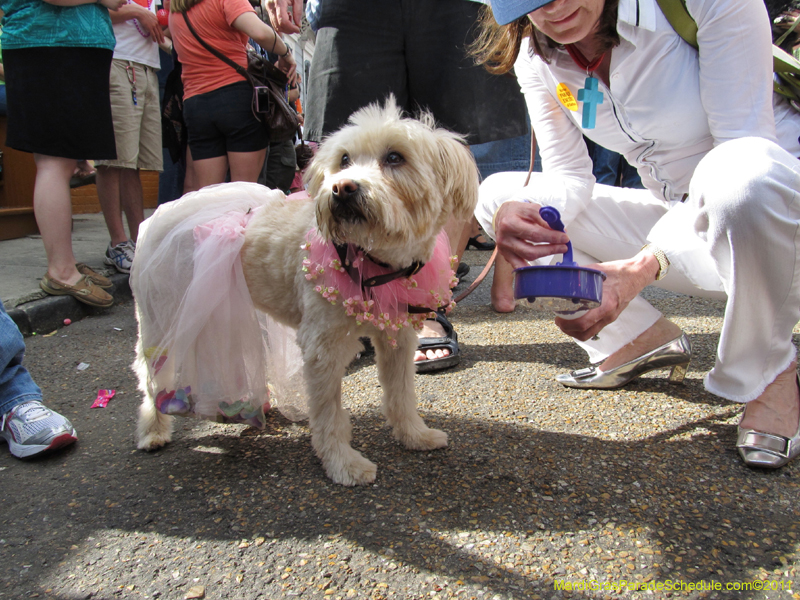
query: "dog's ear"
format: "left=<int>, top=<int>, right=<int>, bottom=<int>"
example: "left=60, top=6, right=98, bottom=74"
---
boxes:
left=434, top=131, right=480, bottom=223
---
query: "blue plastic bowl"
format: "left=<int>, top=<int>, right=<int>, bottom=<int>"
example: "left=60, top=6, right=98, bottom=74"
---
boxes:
left=513, top=264, right=606, bottom=315
left=511, top=206, right=606, bottom=316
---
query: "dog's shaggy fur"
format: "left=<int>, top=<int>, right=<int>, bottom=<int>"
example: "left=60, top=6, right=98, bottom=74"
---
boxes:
left=135, top=98, right=479, bottom=485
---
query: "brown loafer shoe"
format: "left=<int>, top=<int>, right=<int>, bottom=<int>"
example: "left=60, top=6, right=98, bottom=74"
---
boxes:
left=39, top=273, right=114, bottom=308
left=75, top=263, right=113, bottom=288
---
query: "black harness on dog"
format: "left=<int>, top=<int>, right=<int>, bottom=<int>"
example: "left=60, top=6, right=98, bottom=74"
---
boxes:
left=333, top=243, right=438, bottom=314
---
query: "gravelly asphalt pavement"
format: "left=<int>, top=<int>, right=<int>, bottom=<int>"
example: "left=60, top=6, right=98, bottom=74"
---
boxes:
left=1, top=250, right=798, bottom=600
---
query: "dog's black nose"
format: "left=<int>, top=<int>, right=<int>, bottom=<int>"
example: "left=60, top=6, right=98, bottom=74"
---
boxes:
left=332, top=179, right=359, bottom=202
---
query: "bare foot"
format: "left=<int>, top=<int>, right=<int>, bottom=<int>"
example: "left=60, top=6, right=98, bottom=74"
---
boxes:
left=739, top=361, right=800, bottom=439
left=414, top=319, right=451, bottom=362
left=599, top=317, right=683, bottom=372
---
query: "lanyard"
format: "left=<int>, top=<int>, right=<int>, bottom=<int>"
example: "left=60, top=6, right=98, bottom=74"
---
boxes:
left=125, top=64, right=138, bottom=106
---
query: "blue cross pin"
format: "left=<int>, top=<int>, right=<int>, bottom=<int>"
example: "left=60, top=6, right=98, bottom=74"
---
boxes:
left=577, top=76, right=603, bottom=129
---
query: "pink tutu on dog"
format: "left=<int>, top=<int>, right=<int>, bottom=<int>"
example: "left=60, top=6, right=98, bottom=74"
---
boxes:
left=132, top=183, right=308, bottom=427
left=132, top=182, right=457, bottom=429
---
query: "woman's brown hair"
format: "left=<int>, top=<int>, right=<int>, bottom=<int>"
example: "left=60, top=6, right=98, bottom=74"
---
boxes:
left=470, top=0, right=621, bottom=74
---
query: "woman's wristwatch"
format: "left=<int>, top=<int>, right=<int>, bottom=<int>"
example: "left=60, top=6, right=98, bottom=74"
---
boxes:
left=641, top=244, right=670, bottom=280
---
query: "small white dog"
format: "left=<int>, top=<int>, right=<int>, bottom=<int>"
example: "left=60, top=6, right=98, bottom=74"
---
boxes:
left=133, top=97, right=479, bottom=486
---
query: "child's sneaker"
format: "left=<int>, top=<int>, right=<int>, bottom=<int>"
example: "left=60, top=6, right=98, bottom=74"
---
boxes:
left=104, top=240, right=135, bottom=274
left=1, top=401, right=77, bottom=458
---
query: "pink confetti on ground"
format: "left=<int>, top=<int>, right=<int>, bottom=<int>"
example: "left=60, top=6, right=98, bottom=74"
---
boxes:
left=91, top=389, right=116, bottom=408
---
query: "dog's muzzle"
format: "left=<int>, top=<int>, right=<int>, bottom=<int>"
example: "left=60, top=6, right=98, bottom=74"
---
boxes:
left=330, top=178, right=367, bottom=224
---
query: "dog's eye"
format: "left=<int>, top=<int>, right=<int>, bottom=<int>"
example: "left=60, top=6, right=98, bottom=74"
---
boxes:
left=340, top=153, right=350, bottom=168
left=384, top=151, right=405, bottom=166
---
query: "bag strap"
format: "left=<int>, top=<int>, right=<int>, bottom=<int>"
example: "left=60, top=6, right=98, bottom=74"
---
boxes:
left=181, top=11, right=251, bottom=81
left=655, top=0, right=698, bottom=49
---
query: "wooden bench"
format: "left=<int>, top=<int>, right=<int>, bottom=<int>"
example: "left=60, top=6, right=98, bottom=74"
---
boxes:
left=0, top=116, right=38, bottom=241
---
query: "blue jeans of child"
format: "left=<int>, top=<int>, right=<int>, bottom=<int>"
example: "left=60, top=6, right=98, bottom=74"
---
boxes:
left=0, top=303, right=42, bottom=416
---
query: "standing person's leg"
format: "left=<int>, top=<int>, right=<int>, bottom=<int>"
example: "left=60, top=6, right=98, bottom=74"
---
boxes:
left=403, top=0, right=528, bottom=145
left=304, top=1, right=406, bottom=142
left=0, top=303, right=77, bottom=458
left=262, top=139, right=297, bottom=192
left=119, top=168, right=146, bottom=243
left=125, top=63, right=164, bottom=242
left=619, top=159, right=644, bottom=189
left=96, top=59, right=138, bottom=251
left=97, top=165, right=139, bottom=273
left=183, top=85, right=231, bottom=189
left=96, top=166, right=127, bottom=246
left=228, top=149, right=268, bottom=183
left=479, top=172, right=529, bottom=313
left=585, top=138, right=623, bottom=186
left=472, top=131, right=540, bottom=313
left=405, top=0, right=530, bottom=313
left=32, top=154, right=82, bottom=285
left=96, top=60, right=161, bottom=270
left=34, top=155, right=114, bottom=305
left=182, top=148, right=198, bottom=194
left=5, top=47, right=115, bottom=305
left=305, top=1, right=424, bottom=365
left=157, top=48, right=186, bottom=205
left=470, top=131, right=535, bottom=181
left=191, top=156, right=229, bottom=188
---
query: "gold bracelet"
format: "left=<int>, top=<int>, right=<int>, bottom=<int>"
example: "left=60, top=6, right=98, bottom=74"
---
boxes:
left=641, top=244, right=670, bottom=280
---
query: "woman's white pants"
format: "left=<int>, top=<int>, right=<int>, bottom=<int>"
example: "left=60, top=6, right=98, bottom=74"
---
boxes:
left=480, top=137, right=800, bottom=403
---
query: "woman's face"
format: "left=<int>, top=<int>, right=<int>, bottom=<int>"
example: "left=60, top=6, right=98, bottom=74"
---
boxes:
left=528, top=0, right=605, bottom=45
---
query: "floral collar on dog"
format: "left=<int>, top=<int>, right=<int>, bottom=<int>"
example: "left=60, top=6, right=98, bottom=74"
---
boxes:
left=301, top=229, right=457, bottom=347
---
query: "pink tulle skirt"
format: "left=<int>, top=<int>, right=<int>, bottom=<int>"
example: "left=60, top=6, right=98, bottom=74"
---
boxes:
left=131, top=183, right=457, bottom=428
left=131, top=183, right=308, bottom=427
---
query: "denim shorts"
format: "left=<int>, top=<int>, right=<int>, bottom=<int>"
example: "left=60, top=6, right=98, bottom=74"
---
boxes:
left=183, top=81, right=270, bottom=160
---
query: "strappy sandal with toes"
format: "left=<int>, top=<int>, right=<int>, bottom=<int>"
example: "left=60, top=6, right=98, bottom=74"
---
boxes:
left=415, top=312, right=461, bottom=373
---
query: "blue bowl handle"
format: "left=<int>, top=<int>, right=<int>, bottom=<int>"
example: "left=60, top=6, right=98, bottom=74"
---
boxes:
left=539, top=206, right=575, bottom=266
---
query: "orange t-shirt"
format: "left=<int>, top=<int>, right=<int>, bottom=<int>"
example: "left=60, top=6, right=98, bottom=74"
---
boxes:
left=169, top=0, right=255, bottom=100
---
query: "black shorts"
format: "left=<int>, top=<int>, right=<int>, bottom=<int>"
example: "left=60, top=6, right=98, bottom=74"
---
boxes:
left=4, top=47, right=117, bottom=160
left=183, top=81, right=269, bottom=160
left=304, top=0, right=528, bottom=144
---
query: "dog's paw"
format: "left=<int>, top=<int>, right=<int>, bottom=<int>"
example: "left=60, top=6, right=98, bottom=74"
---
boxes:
left=323, top=449, right=378, bottom=486
left=137, top=432, right=171, bottom=451
left=397, top=426, right=448, bottom=451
